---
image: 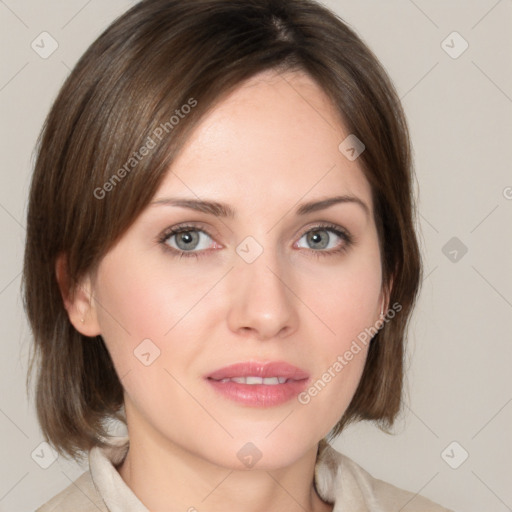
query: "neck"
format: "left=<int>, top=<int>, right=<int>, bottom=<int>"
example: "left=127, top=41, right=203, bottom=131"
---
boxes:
left=117, top=421, right=332, bottom=512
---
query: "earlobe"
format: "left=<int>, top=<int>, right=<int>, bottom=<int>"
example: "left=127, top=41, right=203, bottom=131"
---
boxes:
left=55, top=254, right=102, bottom=337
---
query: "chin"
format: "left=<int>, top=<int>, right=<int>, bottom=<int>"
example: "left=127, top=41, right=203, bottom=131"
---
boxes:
left=187, top=427, right=322, bottom=471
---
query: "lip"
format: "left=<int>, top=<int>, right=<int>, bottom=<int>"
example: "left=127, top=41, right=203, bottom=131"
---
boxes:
left=206, top=361, right=310, bottom=408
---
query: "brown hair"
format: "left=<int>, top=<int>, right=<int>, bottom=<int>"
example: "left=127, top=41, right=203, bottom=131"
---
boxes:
left=22, top=0, right=421, bottom=459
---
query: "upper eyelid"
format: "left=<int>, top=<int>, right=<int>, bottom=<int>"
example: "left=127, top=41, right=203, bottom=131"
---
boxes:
left=159, top=222, right=213, bottom=238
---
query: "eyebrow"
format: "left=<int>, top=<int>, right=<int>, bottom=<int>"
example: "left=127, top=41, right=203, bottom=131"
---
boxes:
left=150, top=195, right=370, bottom=219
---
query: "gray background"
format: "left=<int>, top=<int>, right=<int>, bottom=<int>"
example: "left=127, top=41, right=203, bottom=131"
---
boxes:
left=1, top=1, right=511, bottom=510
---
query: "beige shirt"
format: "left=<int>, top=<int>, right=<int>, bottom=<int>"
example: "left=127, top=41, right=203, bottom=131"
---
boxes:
left=36, top=437, right=453, bottom=511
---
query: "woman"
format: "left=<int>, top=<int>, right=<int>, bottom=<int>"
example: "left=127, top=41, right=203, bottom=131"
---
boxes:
left=23, top=0, right=453, bottom=510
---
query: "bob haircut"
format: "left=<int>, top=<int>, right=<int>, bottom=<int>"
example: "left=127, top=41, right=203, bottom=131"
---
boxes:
left=23, top=0, right=421, bottom=459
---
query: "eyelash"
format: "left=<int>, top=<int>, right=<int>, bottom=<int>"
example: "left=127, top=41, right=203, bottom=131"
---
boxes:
left=157, top=222, right=354, bottom=260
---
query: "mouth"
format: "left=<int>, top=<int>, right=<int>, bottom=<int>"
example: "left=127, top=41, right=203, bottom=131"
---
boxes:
left=206, top=361, right=309, bottom=407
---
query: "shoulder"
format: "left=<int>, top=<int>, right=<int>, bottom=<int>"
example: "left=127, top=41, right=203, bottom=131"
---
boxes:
left=36, top=471, right=108, bottom=512
left=340, top=453, right=453, bottom=511
left=315, top=440, right=454, bottom=511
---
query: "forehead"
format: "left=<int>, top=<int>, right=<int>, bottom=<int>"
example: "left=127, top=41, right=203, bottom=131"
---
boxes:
left=155, top=69, right=373, bottom=218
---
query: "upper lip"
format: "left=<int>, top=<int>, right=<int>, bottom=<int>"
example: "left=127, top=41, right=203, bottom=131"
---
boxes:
left=207, top=361, right=309, bottom=381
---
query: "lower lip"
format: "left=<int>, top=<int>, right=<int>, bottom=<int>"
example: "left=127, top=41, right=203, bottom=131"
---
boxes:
left=207, top=378, right=308, bottom=407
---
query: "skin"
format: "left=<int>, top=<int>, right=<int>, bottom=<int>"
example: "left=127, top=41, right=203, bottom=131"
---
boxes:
left=62, top=69, right=388, bottom=512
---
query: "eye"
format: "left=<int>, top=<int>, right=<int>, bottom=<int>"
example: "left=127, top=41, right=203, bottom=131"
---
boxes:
left=157, top=222, right=353, bottom=260
left=158, top=224, right=219, bottom=259
left=295, top=223, right=353, bottom=256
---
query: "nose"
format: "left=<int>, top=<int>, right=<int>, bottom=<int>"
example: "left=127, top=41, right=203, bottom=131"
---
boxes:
left=226, top=249, right=299, bottom=341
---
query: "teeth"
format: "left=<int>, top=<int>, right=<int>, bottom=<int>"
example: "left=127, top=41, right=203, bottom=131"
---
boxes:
left=217, top=376, right=289, bottom=385
left=246, top=376, right=263, bottom=385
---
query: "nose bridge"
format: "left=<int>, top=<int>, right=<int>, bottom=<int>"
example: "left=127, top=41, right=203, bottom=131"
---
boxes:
left=226, top=237, right=299, bottom=340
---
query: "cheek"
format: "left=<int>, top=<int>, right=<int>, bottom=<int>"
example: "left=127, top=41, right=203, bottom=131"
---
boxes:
left=94, top=248, right=208, bottom=338
left=91, top=249, right=203, bottom=376
left=330, top=274, right=381, bottom=345
left=303, top=247, right=382, bottom=352
left=293, top=246, right=381, bottom=416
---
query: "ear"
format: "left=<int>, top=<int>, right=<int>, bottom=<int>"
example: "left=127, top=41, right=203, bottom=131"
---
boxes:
left=55, top=254, right=102, bottom=337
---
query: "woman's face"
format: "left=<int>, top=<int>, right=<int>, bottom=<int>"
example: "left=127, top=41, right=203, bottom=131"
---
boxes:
left=81, top=69, right=384, bottom=469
